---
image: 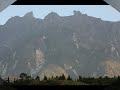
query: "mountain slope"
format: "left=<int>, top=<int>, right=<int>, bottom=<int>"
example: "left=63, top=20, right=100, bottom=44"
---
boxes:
left=0, top=11, right=120, bottom=78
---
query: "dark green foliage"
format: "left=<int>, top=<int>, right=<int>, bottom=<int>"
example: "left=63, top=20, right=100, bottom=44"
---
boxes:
left=19, top=73, right=27, bottom=80
left=61, top=74, right=66, bottom=80
left=104, top=76, right=109, bottom=80
left=78, top=76, right=82, bottom=81
left=3, top=73, right=120, bottom=86
left=98, top=76, right=102, bottom=79
left=55, top=76, right=59, bottom=80
left=67, top=75, right=72, bottom=80
left=58, top=74, right=66, bottom=80
left=7, top=77, right=10, bottom=83
left=105, top=76, right=120, bottom=90
left=35, top=76, right=40, bottom=81
left=44, top=76, right=48, bottom=80
left=78, top=76, right=116, bottom=85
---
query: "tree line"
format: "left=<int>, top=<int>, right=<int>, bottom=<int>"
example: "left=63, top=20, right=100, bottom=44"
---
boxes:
left=4, top=73, right=120, bottom=85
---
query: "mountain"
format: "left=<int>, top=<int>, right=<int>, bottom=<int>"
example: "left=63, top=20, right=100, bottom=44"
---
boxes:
left=0, top=11, right=120, bottom=78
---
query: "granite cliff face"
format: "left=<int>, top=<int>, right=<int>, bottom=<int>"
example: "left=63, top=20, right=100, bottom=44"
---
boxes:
left=0, top=11, right=120, bottom=78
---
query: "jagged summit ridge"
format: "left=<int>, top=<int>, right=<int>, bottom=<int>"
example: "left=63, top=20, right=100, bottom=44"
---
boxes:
left=2, top=10, right=114, bottom=25
left=24, top=11, right=34, bottom=18
left=44, top=12, right=60, bottom=22
left=73, top=10, right=83, bottom=16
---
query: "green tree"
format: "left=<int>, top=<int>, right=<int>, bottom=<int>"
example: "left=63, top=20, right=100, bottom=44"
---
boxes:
left=61, top=74, right=66, bottom=80
left=78, top=76, right=82, bottom=81
left=98, top=76, right=102, bottom=79
left=7, top=77, right=10, bottom=83
left=19, top=73, right=27, bottom=80
left=27, top=75, right=32, bottom=80
left=67, top=75, right=72, bottom=80
left=51, top=75, right=54, bottom=80
left=55, top=76, right=59, bottom=80
left=44, top=76, right=47, bottom=80
left=104, top=76, right=109, bottom=80
left=35, top=76, right=40, bottom=81
left=118, top=76, right=120, bottom=79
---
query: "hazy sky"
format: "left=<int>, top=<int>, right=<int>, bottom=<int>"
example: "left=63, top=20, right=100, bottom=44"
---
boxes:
left=0, top=5, right=120, bottom=25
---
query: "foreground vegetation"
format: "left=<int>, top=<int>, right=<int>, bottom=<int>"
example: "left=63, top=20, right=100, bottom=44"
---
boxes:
left=3, top=73, right=119, bottom=85
left=1, top=73, right=120, bottom=90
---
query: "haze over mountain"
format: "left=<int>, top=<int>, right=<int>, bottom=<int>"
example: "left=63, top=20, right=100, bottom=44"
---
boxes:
left=0, top=11, right=120, bottom=79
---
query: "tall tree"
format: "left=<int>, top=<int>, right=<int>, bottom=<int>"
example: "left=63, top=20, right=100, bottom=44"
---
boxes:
left=79, top=76, right=82, bottom=81
left=7, top=77, right=10, bottom=83
left=61, top=74, right=66, bottom=80
left=19, top=73, right=27, bottom=80
left=35, top=76, right=40, bottom=81
left=67, top=75, right=72, bottom=80
left=44, top=76, right=47, bottom=80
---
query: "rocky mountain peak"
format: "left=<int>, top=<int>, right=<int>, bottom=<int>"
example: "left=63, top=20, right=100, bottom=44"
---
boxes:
left=44, top=12, right=60, bottom=21
left=24, top=11, right=34, bottom=18
left=73, top=10, right=83, bottom=16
